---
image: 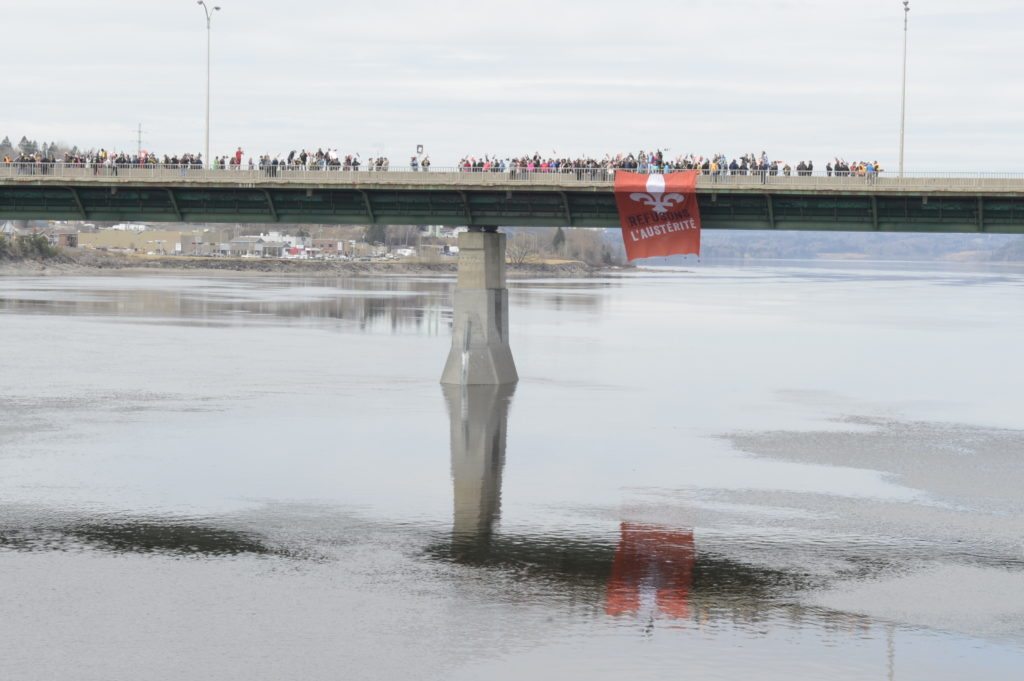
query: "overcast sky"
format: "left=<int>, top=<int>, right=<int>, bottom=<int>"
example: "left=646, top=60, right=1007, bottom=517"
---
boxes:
left=3, top=0, right=1023, bottom=169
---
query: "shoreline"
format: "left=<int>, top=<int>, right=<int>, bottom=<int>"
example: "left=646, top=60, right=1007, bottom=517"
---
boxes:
left=0, top=253, right=630, bottom=278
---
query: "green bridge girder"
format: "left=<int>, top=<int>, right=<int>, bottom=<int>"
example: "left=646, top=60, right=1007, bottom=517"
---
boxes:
left=2, top=183, right=1024, bottom=234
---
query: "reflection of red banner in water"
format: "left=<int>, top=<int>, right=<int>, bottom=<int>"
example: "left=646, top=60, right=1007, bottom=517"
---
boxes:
left=614, top=171, right=702, bottom=261
left=605, top=523, right=695, bottom=619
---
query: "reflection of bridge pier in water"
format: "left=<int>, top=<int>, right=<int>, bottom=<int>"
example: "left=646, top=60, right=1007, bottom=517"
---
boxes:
left=443, top=383, right=515, bottom=557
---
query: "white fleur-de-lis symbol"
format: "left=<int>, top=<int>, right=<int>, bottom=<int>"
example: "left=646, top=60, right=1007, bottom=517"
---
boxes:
left=629, top=174, right=686, bottom=214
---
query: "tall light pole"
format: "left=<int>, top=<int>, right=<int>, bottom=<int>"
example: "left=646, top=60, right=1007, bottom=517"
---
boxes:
left=899, top=0, right=910, bottom=177
left=198, top=1, right=221, bottom=169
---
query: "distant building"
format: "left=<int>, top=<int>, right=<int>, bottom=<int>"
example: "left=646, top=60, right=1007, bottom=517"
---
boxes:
left=256, top=231, right=310, bottom=248
left=420, top=225, right=465, bottom=239
left=179, top=233, right=219, bottom=256
left=312, top=238, right=343, bottom=257
left=226, top=236, right=286, bottom=258
left=227, top=236, right=264, bottom=257
left=51, top=231, right=78, bottom=248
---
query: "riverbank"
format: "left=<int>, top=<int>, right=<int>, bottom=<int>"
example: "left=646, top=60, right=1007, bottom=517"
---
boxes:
left=0, top=250, right=629, bottom=278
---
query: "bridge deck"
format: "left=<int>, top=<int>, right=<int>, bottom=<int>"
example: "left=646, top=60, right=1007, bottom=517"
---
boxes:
left=2, top=167, right=1024, bottom=233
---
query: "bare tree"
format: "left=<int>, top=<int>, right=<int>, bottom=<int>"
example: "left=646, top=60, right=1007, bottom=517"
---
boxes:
left=386, top=225, right=420, bottom=249
left=507, top=232, right=540, bottom=265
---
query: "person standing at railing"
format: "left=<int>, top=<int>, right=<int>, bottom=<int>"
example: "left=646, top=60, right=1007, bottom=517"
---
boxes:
left=234, top=147, right=244, bottom=168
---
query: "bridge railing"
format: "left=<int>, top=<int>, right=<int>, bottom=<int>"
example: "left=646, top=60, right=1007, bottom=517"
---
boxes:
left=3, top=162, right=1024, bottom=190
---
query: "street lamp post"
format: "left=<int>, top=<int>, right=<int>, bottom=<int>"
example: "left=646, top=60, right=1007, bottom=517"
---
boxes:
left=899, top=0, right=910, bottom=178
left=197, top=1, right=221, bottom=169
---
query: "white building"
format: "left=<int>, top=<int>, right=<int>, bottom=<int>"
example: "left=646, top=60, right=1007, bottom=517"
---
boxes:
left=420, top=225, right=466, bottom=239
left=257, top=231, right=311, bottom=248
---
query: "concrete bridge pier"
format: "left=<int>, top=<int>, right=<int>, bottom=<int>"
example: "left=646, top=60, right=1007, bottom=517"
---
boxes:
left=441, top=228, right=518, bottom=385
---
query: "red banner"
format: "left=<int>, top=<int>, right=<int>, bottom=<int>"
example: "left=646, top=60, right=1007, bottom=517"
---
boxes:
left=614, top=170, right=701, bottom=260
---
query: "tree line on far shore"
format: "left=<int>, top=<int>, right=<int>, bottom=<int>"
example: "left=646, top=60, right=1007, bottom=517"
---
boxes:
left=0, top=234, right=60, bottom=261
left=0, top=136, right=79, bottom=161
left=507, top=227, right=623, bottom=266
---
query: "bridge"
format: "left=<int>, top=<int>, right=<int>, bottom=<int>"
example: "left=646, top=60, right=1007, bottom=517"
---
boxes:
left=4, top=164, right=1024, bottom=386
left=4, top=164, right=1024, bottom=233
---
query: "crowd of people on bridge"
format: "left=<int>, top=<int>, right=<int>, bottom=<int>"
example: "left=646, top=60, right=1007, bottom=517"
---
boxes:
left=828, top=159, right=884, bottom=177
left=456, top=151, right=852, bottom=178
left=1, top=145, right=885, bottom=180
left=2, top=149, right=207, bottom=175
left=0, top=147, right=383, bottom=176
left=451, top=151, right=891, bottom=180
left=252, top=150, right=399, bottom=176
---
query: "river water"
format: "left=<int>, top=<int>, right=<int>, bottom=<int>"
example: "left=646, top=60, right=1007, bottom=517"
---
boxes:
left=1, top=262, right=1022, bottom=680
